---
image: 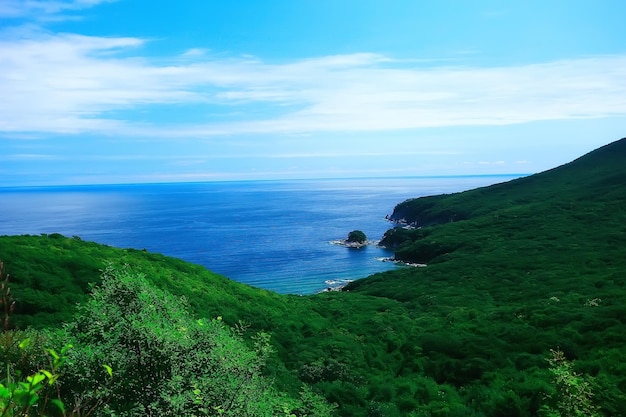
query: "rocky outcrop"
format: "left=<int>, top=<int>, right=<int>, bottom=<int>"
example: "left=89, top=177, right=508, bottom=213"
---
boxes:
left=387, top=197, right=466, bottom=228
left=330, top=239, right=379, bottom=249
left=330, top=230, right=372, bottom=248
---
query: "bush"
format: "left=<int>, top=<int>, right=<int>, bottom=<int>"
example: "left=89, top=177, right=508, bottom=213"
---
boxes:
left=540, top=349, right=600, bottom=417
left=61, top=264, right=334, bottom=417
left=0, top=261, right=98, bottom=417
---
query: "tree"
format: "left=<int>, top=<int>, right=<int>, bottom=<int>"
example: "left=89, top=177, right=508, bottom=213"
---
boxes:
left=541, top=349, right=600, bottom=417
left=61, top=264, right=334, bottom=417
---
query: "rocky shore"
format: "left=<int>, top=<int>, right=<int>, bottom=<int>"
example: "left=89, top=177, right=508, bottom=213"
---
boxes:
left=330, top=239, right=380, bottom=249
left=377, top=257, right=427, bottom=268
left=320, top=278, right=354, bottom=292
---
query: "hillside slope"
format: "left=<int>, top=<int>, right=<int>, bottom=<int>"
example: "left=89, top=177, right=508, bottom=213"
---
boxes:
left=344, top=137, right=626, bottom=414
left=0, top=234, right=421, bottom=415
left=0, top=233, right=293, bottom=329
left=386, top=138, right=626, bottom=229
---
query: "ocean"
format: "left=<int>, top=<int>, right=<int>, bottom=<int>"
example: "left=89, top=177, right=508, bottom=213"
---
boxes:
left=0, top=176, right=521, bottom=294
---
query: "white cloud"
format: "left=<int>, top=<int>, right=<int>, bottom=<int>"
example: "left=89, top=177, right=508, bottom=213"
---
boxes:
left=1, top=29, right=626, bottom=138
left=5, top=153, right=60, bottom=160
left=0, top=0, right=115, bottom=19
left=181, top=48, right=208, bottom=57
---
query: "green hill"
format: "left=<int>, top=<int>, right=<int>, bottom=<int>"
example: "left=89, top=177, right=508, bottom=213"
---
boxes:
left=385, top=138, right=626, bottom=230
left=1, top=138, right=626, bottom=416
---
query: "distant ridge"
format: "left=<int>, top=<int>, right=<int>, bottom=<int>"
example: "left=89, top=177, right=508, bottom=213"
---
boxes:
left=388, top=137, right=626, bottom=227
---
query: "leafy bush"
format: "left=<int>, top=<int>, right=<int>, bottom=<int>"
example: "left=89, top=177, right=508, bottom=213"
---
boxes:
left=60, top=264, right=334, bottom=417
left=541, top=349, right=600, bottom=417
left=0, top=261, right=103, bottom=417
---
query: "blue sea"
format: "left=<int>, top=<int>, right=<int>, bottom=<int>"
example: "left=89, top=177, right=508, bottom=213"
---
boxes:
left=0, top=176, right=520, bottom=294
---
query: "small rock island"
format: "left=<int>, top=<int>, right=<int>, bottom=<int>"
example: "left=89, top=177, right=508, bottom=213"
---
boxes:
left=332, top=230, right=370, bottom=248
left=347, top=230, right=367, bottom=244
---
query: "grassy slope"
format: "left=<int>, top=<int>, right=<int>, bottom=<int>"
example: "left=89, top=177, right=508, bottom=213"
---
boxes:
left=2, top=138, right=626, bottom=416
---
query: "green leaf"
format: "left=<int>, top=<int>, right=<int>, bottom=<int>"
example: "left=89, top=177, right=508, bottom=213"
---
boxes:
left=47, top=349, right=60, bottom=361
left=26, top=373, right=45, bottom=386
left=103, top=364, right=113, bottom=378
left=28, top=393, right=39, bottom=406
left=40, top=370, right=54, bottom=380
left=51, top=398, right=66, bottom=413
left=18, top=338, right=31, bottom=350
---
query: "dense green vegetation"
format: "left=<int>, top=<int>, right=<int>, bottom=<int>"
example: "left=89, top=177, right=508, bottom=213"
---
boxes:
left=347, top=230, right=367, bottom=244
left=1, top=138, right=625, bottom=416
left=0, top=262, right=334, bottom=416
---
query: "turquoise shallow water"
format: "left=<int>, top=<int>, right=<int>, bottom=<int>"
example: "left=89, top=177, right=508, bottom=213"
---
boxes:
left=0, top=176, right=521, bottom=294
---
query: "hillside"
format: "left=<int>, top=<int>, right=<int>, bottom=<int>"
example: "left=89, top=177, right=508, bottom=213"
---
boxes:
left=345, top=137, right=626, bottom=414
left=0, top=233, right=300, bottom=329
left=0, top=234, right=420, bottom=415
left=385, top=138, right=626, bottom=229
left=2, top=138, right=626, bottom=416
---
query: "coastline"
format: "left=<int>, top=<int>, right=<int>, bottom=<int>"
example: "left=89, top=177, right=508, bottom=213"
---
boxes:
left=329, top=239, right=380, bottom=249
left=377, top=257, right=427, bottom=268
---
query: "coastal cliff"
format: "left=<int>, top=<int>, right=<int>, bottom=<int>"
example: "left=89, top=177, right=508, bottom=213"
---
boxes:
left=379, top=137, right=626, bottom=265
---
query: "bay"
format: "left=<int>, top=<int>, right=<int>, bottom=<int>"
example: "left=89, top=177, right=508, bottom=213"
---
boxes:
left=0, top=176, right=521, bottom=294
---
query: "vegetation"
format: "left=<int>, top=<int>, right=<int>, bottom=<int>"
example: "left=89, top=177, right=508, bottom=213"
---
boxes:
left=0, top=262, right=333, bottom=416
left=1, top=137, right=625, bottom=416
left=541, top=349, right=601, bottom=417
left=346, top=230, right=367, bottom=244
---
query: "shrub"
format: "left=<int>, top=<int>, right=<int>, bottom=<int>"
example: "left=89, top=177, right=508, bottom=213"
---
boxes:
left=0, top=260, right=107, bottom=417
left=61, top=264, right=334, bottom=417
left=541, top=349, right=600, bottom=417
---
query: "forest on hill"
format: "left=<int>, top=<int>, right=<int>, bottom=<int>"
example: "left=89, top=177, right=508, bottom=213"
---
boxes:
left=1, top=138, right=625, bottom=416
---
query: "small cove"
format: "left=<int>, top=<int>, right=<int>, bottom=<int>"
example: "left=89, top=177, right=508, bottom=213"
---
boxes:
left=0, top=175, right=522, bottom=294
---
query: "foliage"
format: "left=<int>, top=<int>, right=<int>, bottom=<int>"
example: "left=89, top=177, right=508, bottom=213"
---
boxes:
left=387, top=138, right=626, bottom=229
left=60, top=264, right=333, bottom=417
left=0, top=261, right=109, bottom=417
left=541, top=349, right=600, bottom=417
left=0, top=339, right=69, bottom=417
left=346, top=230, right=367, bottom=244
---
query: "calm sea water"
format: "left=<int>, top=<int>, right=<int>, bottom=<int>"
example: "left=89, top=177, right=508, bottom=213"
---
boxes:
left=0, top=176, right=520, bottom=294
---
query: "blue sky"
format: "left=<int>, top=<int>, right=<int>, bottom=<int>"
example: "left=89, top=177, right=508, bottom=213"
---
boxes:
left=1, top=0, right=625, bottom=185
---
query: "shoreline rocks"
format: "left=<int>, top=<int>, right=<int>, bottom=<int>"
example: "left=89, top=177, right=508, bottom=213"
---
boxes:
left=377, top=257, right=427, bottom=268
left=320, top=278, right=354, bottom=292
left=329, top=239, right=380, bottom=249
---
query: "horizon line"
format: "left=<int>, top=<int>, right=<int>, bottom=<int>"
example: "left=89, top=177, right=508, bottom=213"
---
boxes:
left=0, top=173, right=531, bottom=190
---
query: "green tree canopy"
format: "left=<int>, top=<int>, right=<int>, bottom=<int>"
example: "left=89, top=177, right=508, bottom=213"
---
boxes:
left=59, top=264, right=334, bottom=417
left=346, top=230, right=367, bottom=244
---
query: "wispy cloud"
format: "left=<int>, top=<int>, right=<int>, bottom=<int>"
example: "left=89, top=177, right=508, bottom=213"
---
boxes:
left=4, top=153, right=60, bottom=160
left=1, top=29, right=626, bottom=138
left=0, top=0, right=115, bottom=19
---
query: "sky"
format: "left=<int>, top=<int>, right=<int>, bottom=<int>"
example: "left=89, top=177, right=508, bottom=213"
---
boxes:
left=1, top=0, right=625, bottom=186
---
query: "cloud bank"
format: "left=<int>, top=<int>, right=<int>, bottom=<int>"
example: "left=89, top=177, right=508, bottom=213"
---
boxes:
left=1, top=29, right=626, bottom=138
